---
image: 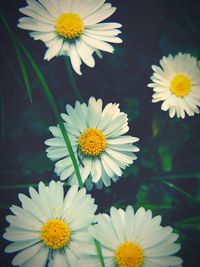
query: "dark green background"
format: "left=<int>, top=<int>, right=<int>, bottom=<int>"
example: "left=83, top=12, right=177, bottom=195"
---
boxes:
left=0, top=0, right=200, bottom=266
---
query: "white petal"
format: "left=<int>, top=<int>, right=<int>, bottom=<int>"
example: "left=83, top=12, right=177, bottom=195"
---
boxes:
left=44, top=38, right=63, bottom=60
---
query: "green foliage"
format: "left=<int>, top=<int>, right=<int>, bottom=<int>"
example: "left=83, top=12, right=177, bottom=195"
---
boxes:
left=135, top=183, right=174, bottom=213
left=158, top=146, right=173, bottom=173
left=0, top=1, right=200, bottom=265
left=17, top=151, right=53, bottom=176
left=175, top=216, right=200, bottom=231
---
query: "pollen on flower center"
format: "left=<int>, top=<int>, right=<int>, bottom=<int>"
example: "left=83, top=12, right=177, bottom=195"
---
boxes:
left=170, top=74, right=191, bottom=97
left=41, top=219, right=71, bottom=250
left=55, top=13, right=84, bottom=39
left=78, top=128, right=107, bottom=157
left=114, top=241, right=144, bottom=267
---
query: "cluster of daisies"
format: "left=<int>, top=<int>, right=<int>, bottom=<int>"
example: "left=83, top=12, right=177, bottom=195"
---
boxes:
left=4, top=181, right=183, bottom=267
left=3, top=0, right=200, bottom=266
left=3, top=98, right=183, bottom=266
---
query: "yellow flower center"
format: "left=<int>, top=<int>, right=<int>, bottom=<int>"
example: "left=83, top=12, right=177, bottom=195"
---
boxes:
left=170, top=74, right=191, bottom=97
left=115, top=241, right=144, bottom=267
left=79, top=128, right=107, bottom=157
left=41, top=219, right=71, bottom=250
left=55, top=13, right=84, bottom=39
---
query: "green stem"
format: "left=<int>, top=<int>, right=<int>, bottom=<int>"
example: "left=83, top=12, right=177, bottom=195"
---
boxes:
left=64, top=57, right=84, bottom=102
left=0, top=12, right=83, bottom=188
left=0, top=44, right=25, bottom=89
left=17, top=39, right=83, bottom=189
left=94, top=239, right=105, bottom=267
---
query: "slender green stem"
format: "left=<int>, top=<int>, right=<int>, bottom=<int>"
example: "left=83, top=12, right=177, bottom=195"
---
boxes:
left=14, top=43, right=32, bottom=103
left=0, top=12, right=83, bottom=188
left=17, top=39, right=83, bottom=189
left=64, top=57, right=84, bottom=102
left=0, top=44, right=25, bottom=89
left=94, top=239, right=105, bottom=267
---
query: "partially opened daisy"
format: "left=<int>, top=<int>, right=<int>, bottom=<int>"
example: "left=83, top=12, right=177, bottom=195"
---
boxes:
left=148, top=53, right=200, bottom=118
left=80, top=206, right=183, bottom=267
left=3, top=181, right=97, bottom=267
left=18, top=0, right=122, bottom=75
left=45, top=97, right=139, bottom=188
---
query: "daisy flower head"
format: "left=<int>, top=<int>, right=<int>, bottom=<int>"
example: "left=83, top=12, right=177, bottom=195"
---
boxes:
left=81, top=206, right=183, bottom=267
left=148, top=52, right=200, bottom=119
left=45, top=97, right=139, bottom=189
left=3, top=181, right=97, bottom=267
left=18, top=0, right=122, bottom=75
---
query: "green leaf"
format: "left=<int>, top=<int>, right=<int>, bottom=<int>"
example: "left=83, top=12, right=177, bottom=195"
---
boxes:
left=94, top=239, right=105, bottom=267
left=18, top=40, right=83, bottom=187
left=162, top=181, right=197, bottom=203
left=158, top=146, right=173, bottom=173
left=136, top=184, right=173, bottom=212
left=136, top=184, right=150, bottom=204
left=0, top=12, right=83, bottom=188
left=175, top=216, right=200, bottom=231
left=152, top=117, right=159, bottom=138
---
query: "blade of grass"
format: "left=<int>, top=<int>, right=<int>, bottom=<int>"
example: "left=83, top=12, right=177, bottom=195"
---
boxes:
left=0, top=12, right=32, bottom=103
left=13, top=42, right=32, bottom=103
left=0, top=12, right=83, bottom=188
left=162, top=181, right=197, bottom=203
left=94, top=239, right=105, bottom=267
left=175, top=216, right=200, bottom=230
left=17, top=39, right=84, bottom=188
left=0, top=44, right=25, bottom=89
left=64, top=57, right=84, bottom=102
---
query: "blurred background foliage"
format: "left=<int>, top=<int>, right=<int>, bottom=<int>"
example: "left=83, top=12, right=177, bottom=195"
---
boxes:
left=0, top=0, right=200, bottom=266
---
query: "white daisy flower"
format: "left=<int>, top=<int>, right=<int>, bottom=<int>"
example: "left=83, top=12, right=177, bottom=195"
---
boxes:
left=148, top=53, right=200, bottom=119
left=3, top=181, right=97, bottom=267
left=18, top=0, right=122, bottom=75
left=45, top=97, right=139, bottom=189
left=80, top=206, right=183, bottom=267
